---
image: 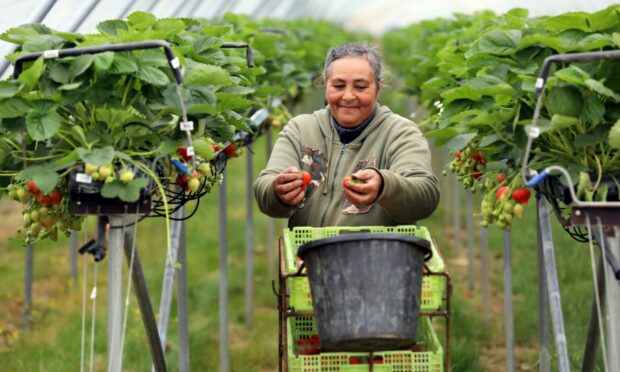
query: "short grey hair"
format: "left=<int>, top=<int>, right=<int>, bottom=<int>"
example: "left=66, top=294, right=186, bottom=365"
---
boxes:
left=323, top=42, right=383, bottom=86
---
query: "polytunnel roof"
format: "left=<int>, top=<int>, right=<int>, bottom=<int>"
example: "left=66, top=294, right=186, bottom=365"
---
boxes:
left=1, top=0, right=619, bottom=78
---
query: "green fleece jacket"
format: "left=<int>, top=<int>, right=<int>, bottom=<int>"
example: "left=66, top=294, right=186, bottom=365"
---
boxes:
left=254, top=105, right=440, bottom=228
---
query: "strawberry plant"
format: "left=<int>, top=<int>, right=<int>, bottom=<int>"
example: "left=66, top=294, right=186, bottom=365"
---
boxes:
left=383, top=5, right=620, bottom=230
left=0, top=12, right=346, bottom=243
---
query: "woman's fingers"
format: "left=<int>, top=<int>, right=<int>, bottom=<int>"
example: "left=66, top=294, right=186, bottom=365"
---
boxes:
left=273, top=167, right=304, bottom=206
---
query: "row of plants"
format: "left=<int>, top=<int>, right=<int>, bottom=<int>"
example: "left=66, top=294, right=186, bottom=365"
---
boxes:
left=0, top=11, right=354, bottom=244
left=382, top=5, right=620, bottom=230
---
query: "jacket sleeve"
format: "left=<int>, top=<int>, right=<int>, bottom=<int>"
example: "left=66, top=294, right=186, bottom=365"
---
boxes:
left=253, top=120, right=302, bottom=218
left=374, top=119, right=440, bottom=222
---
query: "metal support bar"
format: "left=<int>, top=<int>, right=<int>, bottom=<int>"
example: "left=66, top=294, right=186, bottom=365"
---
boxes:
left=266, top=126, right=275, bottom=277
left=176, top=207, right=190, bottom=372
left=23, top=244, right=33, bottom=330
left=122, top=226, right=167, bottom=372
left=537, top=199, right=571, bottom=372
left=453, top=178, right=461, bottom=239
left=599, top=229, right=620, bottom=371
left=107, top=215, right=125, bottom=372
left=466, top=191, right=475, bottom=292
left=503, top=231, right=515, bottom=372
left=71, top=231, right=78, bottom=285
left=581, top=255, right=606, bottom=372
left=536, top=196, right=551, bottom=372
left=246, top=146, right=254, bottom=328
left=480, top=227, right=490, bottom=327
left=153, top=207, right=184, bottom=372
left=218, top=170, right=230, bottom=372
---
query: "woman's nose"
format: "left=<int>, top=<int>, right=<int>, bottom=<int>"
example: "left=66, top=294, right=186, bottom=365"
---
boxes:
left=342, top=86, right=355, bottom=100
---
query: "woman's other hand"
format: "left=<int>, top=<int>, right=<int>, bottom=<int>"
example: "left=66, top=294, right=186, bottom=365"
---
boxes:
left=343, top=168, right=382, bottom=206
left=273, top=167, right=305, bottom=206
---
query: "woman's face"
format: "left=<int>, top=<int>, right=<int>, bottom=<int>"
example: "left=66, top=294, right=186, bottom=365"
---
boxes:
left=325, top=56, right=382, bottom=128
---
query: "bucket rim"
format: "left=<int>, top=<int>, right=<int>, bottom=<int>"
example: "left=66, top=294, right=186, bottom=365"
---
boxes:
left=297, top=232, right=432, bottom=261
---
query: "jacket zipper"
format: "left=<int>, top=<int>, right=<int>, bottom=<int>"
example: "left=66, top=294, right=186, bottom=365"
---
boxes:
left=320, top=143, right=346, bottom=227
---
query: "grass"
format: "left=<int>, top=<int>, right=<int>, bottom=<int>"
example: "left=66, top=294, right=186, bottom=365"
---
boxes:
left=0, top=126, right=608, bottom=371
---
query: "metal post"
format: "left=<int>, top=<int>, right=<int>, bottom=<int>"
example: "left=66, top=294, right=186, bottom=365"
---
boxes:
left=23, top=243, right=33, bottom=330
left=536, top=196, right=551, bottom=372
left=107, top=215, right=125, bottom=372
left=153, top=207, right=184, bottom=371
left=537, top=199, right=571, bottom=372
left=442, top=150, right=452, bottom=228
left=601, top=229, right=620, bottom=371
left=453, top=178, right=461, bottom=240
left=581, top=255, right=606, bottom=372
left=218, top=170, right=230, bottom=372
left=503, top=231, right=515, bottom=372
left=71, top=230, right=78, bottom=285
left=68, top=0, right=101, bottom=32
left=480, top=227, right=490, bottom=327
left=466, top=191, right=475, bottom=292
left=246, top=146, right=254, bottom=328
left=266, top=126, right=275, bottom=277
left=122, top=226, right=167, bottom=372
left=176, top=207, right=190, bottom=372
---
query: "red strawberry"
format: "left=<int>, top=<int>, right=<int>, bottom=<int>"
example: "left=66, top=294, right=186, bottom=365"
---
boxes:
left=511, top=188, right=531, bottom=205
left=301, top=171, right=312, bottom=186
left=176, top=147, right=192, bottom=162
left=496, top=186, right=510, bottom=201
left=27, top=180, right=41, bottom=196
left=455, top=150, right=461, bottom=159
left=37, top=195, right=51, bottom=206
left=471, top=170, right=482, bottom=179
left=496, top=173, right=506, bottom=184
left=349, top=357, right=362, bottom=364
left=224, top=144, right=235, bottom=158
left=49, top=191, right=63, bottom=205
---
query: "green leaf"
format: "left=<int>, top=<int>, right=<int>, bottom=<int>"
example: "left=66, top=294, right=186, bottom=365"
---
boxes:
left=21, top=165, right=59, bottom=194
left=587, top=5, right=620, bottom=32
left=545, top=13, right=590, bottom=33
left=127, top=11, right=157, bottom=30
left=468, top=30, right=521, bottom=56
left=550, top=114, right=579, bottom=129
left=52, top=150, right=79, bottom=170
left=18, top=56, right=44, bottom=90
left=0, top=81, right=19, bottom=98
left=26, top=101, right=61, bottom=140
left=579, top=95, right=605, bottom=124
left=48, top=63, right=70, bottom=84
left=184, top=64, right=232, bottom=87
left=77, top=146, right=115, bottom=166
left=101, top=181, right=122, bottom=199
left=193, top=35, right=223, bottom=54
left=69, top=55, right=95, bottom=79
left=135, top=65, right=169, bottom=86
left=478, top=134, right=501, bottom=147
left=545, top=86, right=582, bottom=117
left=608, top=118, right=620, bottom=149
left=94, top=52, right=115, bottom=71
left=585, top=79, right=620, bottom=102
left=110, top=55, right=138, bottom=74
left=114, top=151, right=131, bottom=160
left=445, top=133, right=477, bottom=152
left=58, top=82, right=82, bottom=91
left=215, top=94, right=253, bottom=111
left=0, top=97, right=31, bottom=118
left=97, top=20, right=128, bottom=35
left=554, top=66, right=589, bottom=85
left=118, top=181, right=141, bottom=202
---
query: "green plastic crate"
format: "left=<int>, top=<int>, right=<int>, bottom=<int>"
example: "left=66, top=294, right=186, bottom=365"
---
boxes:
left=287, top=316, right=443, bottom=372
left=283, top=226, right=447, bottom=312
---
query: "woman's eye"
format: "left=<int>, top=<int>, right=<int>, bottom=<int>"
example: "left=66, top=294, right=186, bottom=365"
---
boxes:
left=355, top=86, right=367, bottom=91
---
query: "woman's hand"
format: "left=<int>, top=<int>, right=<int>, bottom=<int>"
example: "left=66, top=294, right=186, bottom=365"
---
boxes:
left=343, top=168, right=382, bottom=206
left=273, top=167, right=305, bottom=206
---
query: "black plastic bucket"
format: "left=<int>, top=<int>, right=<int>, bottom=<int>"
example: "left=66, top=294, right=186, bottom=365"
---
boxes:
left=297, top=232, right=432, bottom=352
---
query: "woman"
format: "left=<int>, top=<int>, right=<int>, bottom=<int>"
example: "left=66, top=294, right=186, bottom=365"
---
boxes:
left=254, top=42, right=439, bottom=227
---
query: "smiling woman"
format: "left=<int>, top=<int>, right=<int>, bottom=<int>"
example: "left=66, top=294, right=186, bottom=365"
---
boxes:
left=253, top=42, right=440, bottom=228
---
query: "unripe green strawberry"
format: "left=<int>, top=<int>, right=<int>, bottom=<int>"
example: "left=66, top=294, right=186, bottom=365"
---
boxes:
left=85, top=163, right=98, bottom=175
left=187, top=178, right=200, bottom=192
left=17, top=188, right=29, bottom=203
left=513, top=204, right=524, bottom=218
left=198, top=163, right=212, bottom=177
left=98, top=164, right=113, bottom=179
left=30, top=210, right=39, bottom=222
left=120, top=169, right=134, bottom=183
